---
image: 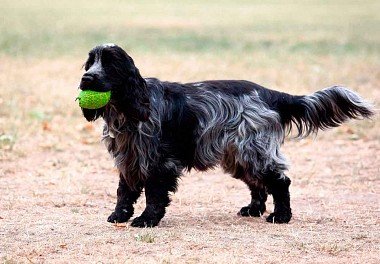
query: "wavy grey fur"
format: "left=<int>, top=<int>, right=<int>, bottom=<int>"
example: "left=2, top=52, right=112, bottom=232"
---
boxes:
left=102, top=81, right=164, bottom=187
left=187, top=89, right=288, bottom=175
left=102, top=79, right=294, bottom=188
left=102, top=80, right=375, bottom=188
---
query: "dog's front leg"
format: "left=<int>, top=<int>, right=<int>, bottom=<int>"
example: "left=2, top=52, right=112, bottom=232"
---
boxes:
left=131, top=169, right=179, bottom=228
left=107, top=173, right=143, bottom=223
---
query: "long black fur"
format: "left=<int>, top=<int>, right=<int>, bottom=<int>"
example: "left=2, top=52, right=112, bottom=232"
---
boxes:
left=78, top=44, right=374, bottom=227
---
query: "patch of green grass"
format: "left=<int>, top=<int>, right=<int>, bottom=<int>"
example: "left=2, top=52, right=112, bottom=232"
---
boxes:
left=71, top=208, right=80, bottom=213
left=0, top=0, right=379, bottom=58
left=28, top=109, right=50, bottom=121
left=0, top=134, right=16, bottom=151
left=134, top=232, right=156, bottom=243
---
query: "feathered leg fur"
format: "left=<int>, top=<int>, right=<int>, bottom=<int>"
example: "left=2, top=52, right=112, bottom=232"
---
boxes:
left=131, top=164, right=180, bottom=227
left=107, top=173, right=143, bottom=223
left=232, top=165, right=268, bottom=217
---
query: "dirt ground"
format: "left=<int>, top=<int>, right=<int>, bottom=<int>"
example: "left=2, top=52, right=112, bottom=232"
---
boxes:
left=0, top=57, right=379, bottom=264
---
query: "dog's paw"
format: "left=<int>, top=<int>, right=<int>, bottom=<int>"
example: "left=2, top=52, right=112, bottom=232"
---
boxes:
left=238, top=206, right=262, bottom=217
left=266, top=211, right=292, bottom=224
left=107, top=208, right=133, bottom=223
left=131, top=216, right=160, bottom=228
left=238, top=203, right=266, bottom=217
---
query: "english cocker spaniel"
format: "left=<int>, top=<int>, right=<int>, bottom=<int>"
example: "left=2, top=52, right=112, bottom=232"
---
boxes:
left=78, top=43, right=373, bottom=227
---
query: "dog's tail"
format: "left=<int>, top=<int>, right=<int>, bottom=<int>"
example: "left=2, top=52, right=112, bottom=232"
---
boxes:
left=266, top=86, right=374, bottom=137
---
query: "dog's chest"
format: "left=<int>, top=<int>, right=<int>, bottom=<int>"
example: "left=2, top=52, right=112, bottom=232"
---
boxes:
left=103, top=121, right=153, bottom=181
left=103, top=123, right=135, bottom=156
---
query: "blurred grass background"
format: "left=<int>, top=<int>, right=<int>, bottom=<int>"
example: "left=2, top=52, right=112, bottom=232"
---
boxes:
left=1, top=0, right=379, bottom=59
left=0, top=0, right=379, bottom=154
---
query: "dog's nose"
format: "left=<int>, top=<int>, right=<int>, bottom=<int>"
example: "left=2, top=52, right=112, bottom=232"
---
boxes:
left=81, top=73, right=94, bottom=84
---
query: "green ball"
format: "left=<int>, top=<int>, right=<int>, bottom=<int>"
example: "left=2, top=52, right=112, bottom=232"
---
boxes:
left=76, top=90, right=111, bottom=109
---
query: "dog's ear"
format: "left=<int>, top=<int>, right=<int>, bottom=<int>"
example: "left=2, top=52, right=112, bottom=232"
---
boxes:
left=116, top=56, right=151, bottom=122
left=81, top=107, right=105, bottom=122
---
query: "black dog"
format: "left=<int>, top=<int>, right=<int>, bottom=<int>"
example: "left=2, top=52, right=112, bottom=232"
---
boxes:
left=79, top=43, right=373, bottom=227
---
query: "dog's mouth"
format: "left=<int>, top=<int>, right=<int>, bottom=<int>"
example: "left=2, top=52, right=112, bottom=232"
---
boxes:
left=79, top=83, right=112, bottom=93
left=79, top=77, right=112, bottom=92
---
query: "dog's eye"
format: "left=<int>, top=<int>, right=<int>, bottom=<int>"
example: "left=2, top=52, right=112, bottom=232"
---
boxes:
left=85, top=54, right=95, bottom=71
left=101, top=50, right=113, bottom=65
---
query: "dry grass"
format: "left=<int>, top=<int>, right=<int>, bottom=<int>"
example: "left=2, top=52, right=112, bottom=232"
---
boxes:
left=1, top=1, right=380, bottom=263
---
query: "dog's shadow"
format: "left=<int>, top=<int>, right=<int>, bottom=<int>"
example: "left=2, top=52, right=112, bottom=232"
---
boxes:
left=158, top=212, right=273, bottom=228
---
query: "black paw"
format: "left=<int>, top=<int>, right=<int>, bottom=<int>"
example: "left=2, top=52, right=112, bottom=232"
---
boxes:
left=266, top=210, right=292, bottom=224
left=107, top=208, right=133, bottom=223
left=131, top=215, right=160, bottom=228
left=238, top=203, right=266, bottom=217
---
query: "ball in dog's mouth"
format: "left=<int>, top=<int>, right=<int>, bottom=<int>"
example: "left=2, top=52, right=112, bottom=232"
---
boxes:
left=76, top=90, right=111, bottom=109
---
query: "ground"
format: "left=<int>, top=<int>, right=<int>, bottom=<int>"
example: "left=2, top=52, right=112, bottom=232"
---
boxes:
left=0, top=1, right=379, bottom=263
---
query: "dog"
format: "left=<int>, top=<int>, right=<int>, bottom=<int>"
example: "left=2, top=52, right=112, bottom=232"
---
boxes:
left=78, top=43, right=374, bottom=227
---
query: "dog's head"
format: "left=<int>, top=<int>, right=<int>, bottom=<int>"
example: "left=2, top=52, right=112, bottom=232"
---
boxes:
left=79, top=44, right=150, bottom=122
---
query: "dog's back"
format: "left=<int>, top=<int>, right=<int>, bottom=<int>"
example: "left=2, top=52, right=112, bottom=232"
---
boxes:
left=173, top=80, right=374, bottom=175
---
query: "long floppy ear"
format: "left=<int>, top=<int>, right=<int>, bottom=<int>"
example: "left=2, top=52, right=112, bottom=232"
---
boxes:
left=115, top=56, right=151, bottom=122
left=81, top=107, right=105, bottom=122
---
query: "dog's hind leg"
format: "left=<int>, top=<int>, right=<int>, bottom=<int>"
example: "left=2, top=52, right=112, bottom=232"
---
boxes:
left=233, top=165, right=268, bottom=217
left=131, top=163, right=180, bottom=228
left=238, top=183, right=267, bottom=217
left=262, top=170, right=292, bottom=223
left=107, top=173, right=143, bottom=223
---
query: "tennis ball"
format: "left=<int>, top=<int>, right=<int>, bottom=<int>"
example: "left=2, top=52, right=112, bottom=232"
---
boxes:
left=76, top=90, right=111, bottom=109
